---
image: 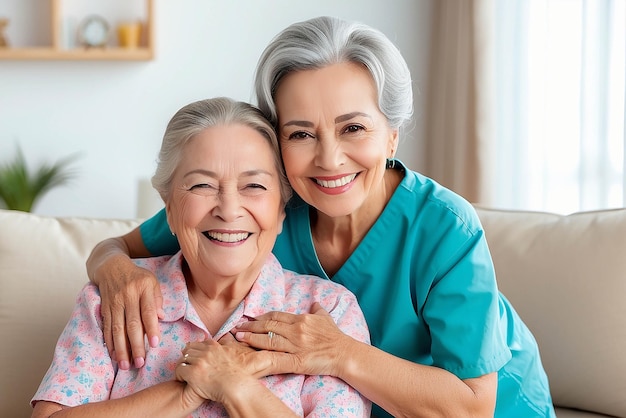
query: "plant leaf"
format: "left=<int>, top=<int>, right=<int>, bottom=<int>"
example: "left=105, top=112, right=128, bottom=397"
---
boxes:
left=0, top=147, right=79, bottom=212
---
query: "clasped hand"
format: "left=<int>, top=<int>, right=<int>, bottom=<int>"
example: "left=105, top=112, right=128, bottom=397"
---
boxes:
left=98, top=266, right=352, bottom=379
left=175, top=336, right=262, bottom=406
left=232, top=303, right=351, bottom=377
left=173, top=318, right=348, bottom=407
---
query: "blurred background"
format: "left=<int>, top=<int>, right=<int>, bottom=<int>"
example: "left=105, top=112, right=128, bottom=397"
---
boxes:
left=0, top=0, right=624, bottom=218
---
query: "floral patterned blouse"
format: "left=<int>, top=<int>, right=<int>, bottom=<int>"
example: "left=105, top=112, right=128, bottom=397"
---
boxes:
left=32, top=252, right=371, bottom=417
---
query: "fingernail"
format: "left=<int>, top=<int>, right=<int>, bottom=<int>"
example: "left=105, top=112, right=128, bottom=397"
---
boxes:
left=235, top=332, right=244, bottom=340
left=149, top=336, right=159, bottom=348
left=134, top=357, right=145, bottom=368
left=119, top=360, right=130, bottom=370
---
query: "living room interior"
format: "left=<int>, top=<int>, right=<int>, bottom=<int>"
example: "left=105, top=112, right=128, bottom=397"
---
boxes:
left=1, top=1, right=625, bottom=417
left=0, top=0, right=430, bottom=219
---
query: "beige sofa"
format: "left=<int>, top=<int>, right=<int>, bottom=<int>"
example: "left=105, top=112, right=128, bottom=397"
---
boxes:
left=1, top=207, right=625, bottom=418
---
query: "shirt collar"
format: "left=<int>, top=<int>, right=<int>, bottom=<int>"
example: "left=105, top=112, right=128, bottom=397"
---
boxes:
left=151, top=252, right=287, bottom=333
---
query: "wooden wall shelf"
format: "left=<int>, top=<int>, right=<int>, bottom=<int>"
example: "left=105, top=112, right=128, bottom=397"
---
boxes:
left=0, top=47, right=153, bottom=61
left=0, top=0, right=154, bottom=61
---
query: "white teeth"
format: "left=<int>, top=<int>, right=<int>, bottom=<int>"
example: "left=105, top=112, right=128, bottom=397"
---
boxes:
left=206, top=232, right=249, bottom=243
left=315, top=173, right=357, bottom=188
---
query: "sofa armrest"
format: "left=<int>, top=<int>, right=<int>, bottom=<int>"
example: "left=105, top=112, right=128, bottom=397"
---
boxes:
left=0, top=209, right=141, bottom=418
left=476, top=206, right=626, bottom=418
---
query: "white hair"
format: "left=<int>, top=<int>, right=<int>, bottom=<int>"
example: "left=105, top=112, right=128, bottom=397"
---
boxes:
left=151, top=97, right=292, bottom=204
left=254, top=16, right=413, bottom=132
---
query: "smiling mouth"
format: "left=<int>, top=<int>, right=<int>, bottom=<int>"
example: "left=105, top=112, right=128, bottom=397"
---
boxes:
left=203, top=231, right=251, bottom=243
left=313, top=173, right=357, bottom=188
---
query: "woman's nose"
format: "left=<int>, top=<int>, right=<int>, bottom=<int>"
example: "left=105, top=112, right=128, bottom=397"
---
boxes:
left=314, top=138, right=344, bottom=170
left=212, top=191, right=243, bottom=222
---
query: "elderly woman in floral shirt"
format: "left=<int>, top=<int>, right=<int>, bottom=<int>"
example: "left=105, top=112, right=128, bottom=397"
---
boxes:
left=31, top=98, right=370, bottom=418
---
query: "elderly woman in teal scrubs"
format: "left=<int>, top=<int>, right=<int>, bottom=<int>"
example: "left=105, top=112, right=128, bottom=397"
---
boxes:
left=87, top=16, right=556, bottom=418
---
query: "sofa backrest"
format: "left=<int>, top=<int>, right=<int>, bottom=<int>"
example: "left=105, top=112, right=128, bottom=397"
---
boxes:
left=2, top=207, right=626, bottom=417
left=476, top=206, right=626, bottom=418
left=0, top=209, right=140, bottom=418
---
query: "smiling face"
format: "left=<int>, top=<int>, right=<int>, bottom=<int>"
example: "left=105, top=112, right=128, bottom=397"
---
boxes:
left=275, top=62, right=399, bottom=218
left=165, top=123, right=285, bottom=282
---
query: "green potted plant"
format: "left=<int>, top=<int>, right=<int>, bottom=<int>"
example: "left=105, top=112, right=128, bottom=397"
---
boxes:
left=0, top=147, right=79, bottom=212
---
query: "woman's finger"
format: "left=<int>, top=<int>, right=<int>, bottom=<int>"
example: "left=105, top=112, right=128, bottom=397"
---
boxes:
left=233, top=312, right=306, bottom=352
left=219, top=332, right=242, bottom=346
left=140, top=281, right=163, bottom=350
left=252, top=310, right=299, bottom=323
left=123, top=274, right=164, bottom=368
left=181, top=352, right=191, bottom=366
left=125, top=299, right=146, bottom=368
left=101, top=304, right=114, bottom=357
left=111, top=306, right=131, bottom=369
left=310, top=302, right=331, bottom=316
left=233, top=311, right=298, bottom=339
left=175, top=354, right=192, bottom=382
left=234, top=325, right=295, bottom=353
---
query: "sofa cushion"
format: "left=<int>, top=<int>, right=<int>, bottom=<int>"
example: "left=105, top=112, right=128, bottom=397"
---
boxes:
left=2, top=206, right=625, bottom=417
left=556, top=407, right=618, bottom=418
left=476, top=207, right=626, bottom=418
left=0, top=209, right=140, bottom=418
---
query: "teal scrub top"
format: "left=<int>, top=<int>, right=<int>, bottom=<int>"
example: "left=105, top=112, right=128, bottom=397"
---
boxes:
left=140, top=161, right=555, bottom=418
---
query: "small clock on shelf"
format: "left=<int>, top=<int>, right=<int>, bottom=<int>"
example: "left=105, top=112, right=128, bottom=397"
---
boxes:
left=77, top=15, right=110, bottom=48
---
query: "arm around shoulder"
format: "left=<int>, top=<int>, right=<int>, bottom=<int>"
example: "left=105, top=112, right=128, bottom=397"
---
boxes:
left=86, top=227, right=150, bottom=284
left=337, top=338, right=497, bottom=418
left=85, top=226, right=164, bottom=369
left=32, top=380, right=199, bottom=418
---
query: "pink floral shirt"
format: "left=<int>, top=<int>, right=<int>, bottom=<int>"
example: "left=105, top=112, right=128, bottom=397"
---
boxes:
left=32, top=253, right=371, bottom=417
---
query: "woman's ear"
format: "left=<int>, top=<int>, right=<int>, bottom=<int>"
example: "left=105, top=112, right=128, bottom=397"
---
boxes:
left=165, top=200, right=175, bottom=236
left=277, top=207, right=287, bottom=235
left=388, top=128, right=399, bottom=158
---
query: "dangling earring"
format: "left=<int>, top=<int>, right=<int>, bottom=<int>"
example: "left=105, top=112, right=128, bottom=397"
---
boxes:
left=386, top=147, right=396, bottom=169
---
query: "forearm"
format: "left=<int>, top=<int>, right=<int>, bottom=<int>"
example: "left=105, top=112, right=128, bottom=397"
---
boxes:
left=219, top=376, right=298, bottom=418
left=83, top=227, right=162, bottom=368
left=86, top=226, right=150, bottom=284
left=86, top=237, right=132, bottom=284
left=34, top=381, right=199, bottom=418
left=338, top=339, right=495, bottom=418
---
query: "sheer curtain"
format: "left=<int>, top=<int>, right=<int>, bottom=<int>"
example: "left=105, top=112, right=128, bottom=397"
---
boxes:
left=491, top=0, right=626, bottom=214
left=423, top=0, right=494, bottom=205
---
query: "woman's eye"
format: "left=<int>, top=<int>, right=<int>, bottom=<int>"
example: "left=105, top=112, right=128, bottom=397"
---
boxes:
left=241, top=183, right=268, bottom=196
left=247, top=183, right=267, bottom=190
left=287, top=131, right=312, bottom=140
left=189, top=183, right=212, bottom=190
left=344, top=124, right=365, bottom=134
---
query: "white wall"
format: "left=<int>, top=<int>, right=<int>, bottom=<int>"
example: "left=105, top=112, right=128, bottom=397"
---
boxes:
left=0, top=0, right=433, bottom=218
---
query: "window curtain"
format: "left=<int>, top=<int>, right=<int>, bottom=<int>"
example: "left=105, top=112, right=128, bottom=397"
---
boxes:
left=491, top=0, right=625, bottom=214
left=422, top=0, right=495, bottom=205
left=423, top=0, right=625, bottom=214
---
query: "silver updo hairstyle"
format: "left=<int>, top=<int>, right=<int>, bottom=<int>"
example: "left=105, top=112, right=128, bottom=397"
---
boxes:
left=151, top=97, right=292, bottom=204
left=254, top=16, right=413, bottom=131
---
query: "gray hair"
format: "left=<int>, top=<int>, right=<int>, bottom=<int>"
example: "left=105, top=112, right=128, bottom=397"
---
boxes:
left=254, top=16, right=413, bottom=131
left=151, top=97, right=292, bottom=204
